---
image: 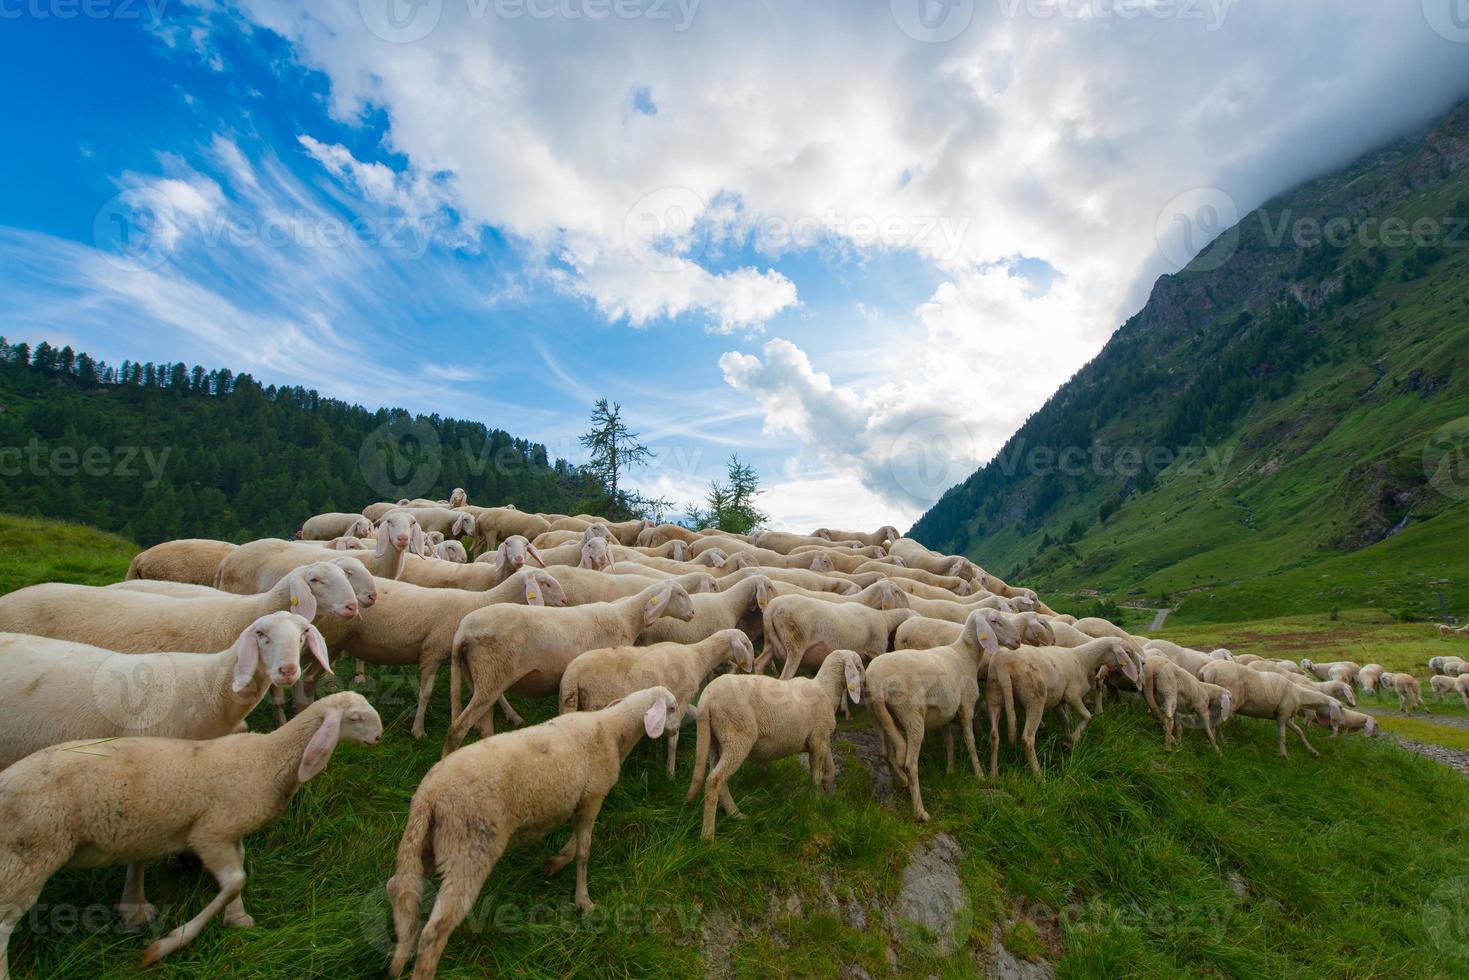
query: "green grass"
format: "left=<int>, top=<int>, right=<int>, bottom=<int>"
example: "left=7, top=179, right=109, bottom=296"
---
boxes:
left=7, top=515, right=1469, bottom=977
left=0, top=512, right=136, bottom=594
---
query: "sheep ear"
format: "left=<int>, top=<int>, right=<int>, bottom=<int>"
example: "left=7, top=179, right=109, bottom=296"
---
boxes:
left=303, top=623, right=333, bottom=674
left=672, top=541, right=686, bottom=561
left=232, top=628, right=262, bottom=693
left=289, top=571, right=317, bottom=622
left=524, top=574, right=544, bottom=606
left=756, top=579, right=770, bottom=609
left=527, top=544, right=546, bottom=568
left=298, top=709, right=343, bottom=783
left=493, top=546, right=510, bottom=577
left=411, top=526, right=425, bottom=555
left=643, top=696, right=669, bottom=738
left=844, top=657, right=862, bottom=704
left=375, top=523, right=390, bottom=557
left=644, top=586, right=672, bottom=625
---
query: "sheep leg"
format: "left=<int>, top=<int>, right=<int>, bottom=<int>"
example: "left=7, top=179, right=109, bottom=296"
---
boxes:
left=1287, top=718, right=1321, bottom=758
left=1065, top=697, right=1093, bottom=746
left=959, top=703, right=982, bottom=778
left=942, top=724, right=955, bottom=776
left=1022, top=705, right=1044, bottom=775
left=900, top=712, right=929, bottom=823
left=140, top=840, right=247, bottom=967
left=352, top=658, right=367, bottom=687
left=408, top=853, right=498, bottom=980
left=665, top=708, right=685, bottom=780
left=117, top=862, right=157, bottom=930
left=442, top=689, right=496, bottom=757
left=569, top=797, right=605, bottom=912
left=1, top=875, right=47, bottom=980
left=497, top=696, right=525, bottom=728
left=1202, top=710, right=1223, bottom=756
left=544, top=832, right=578, bottom=877
left=411, top=656, right=438, bottom=740
left=987, top=690, right=1003, bottom=781
left=270, top=685, right=288, bottom=728
left=702, top=740, right=749, bottom=839
left=870, top=698, right=910, bottom=789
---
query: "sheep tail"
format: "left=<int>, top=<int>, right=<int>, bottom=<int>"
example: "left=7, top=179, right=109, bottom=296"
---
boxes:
left=124, top=553, right=145, bottom=581
left=1142, top=662, right=1162, bottom=718
left=449, top=632, right=469, bottom=724
left=386, top=796, right=435, bottom=978
left=686, top=697, right=713, bottom=803
left=995, top=659, right=1017, bottom=745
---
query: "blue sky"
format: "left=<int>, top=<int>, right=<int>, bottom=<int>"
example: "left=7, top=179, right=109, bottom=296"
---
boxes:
left=3, top=2, right=1468, bottom=529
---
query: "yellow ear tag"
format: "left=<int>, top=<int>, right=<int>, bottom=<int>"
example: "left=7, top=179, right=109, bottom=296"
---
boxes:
left=291, top=597, right=299, bottom=607
left=527, top=592, right=538, bottom=601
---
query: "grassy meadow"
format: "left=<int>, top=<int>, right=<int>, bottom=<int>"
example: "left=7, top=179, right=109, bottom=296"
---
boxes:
left=4, top=515, right=1469, bottom=978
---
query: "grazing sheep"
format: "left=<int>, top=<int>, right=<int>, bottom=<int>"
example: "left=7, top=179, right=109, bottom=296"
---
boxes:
left=1142, top=638, right=1217, bottom=678
left=1357, top=663, right=1385, bottom=694
left=0, top=611, right=330, bottom=768
left=1311, top=707, right=1380, bottom=738
left=1441, top=656, right=1468, bottom=676
left=1197, top=661, right=1345, bottom=758
left=560, top=629, right=755, bottom=776
left=1139, top=652, right=1233, bottom=754
left=883, top=537, right=977, bottom=581
left=380, top=507, right=476, bottom=540
left=1436, top=625, right=1455, bottom=638
left=757, top=594, right=918, bottom=680
left=986, top=638, right=1139, bottom=776
left=1071, top=617, right=1142, bottom=642
left=459, top=505, right=553, bottom=554
left=868, top=609, right=1021, bottom=821
left=1301, top=659, right=1361, bottom=685
left=215, top=512, right=422, bottom=593
left=1430, top=674, right=1458, bottom=701
left=1287, top=673, right=1358, bottom=708
left=0, top=692, right=380, bottom=974
left=0, top=563, right=360, bottom=654
left=386, top=688, right=678, bottom=979
left=124, top=539, right=238, bottom=586
left=1380, top=672, right=1427, bottom=713
left=1453, top=675, right=1469, bottom=710
left=636, top=576, right=775, bottom=646
left=1245, top=659, right=1308, bottom=678
left=299, top=513, right=374, bottom=541
left=443, top=582, right=696, bottom=754
left=686, top=651, right=863, bottom=839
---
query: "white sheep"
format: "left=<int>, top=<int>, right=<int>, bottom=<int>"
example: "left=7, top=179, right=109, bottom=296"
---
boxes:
left=298, top=512, right=374, bottom=541
left=543, top=565, right=718, bottom=605
left=686, top=651, right=863, bottom=839
left=1286, top=673, right=1358, bottom=707
left=560, top=628, right=755, bottom=777
left=1300, top=658, right=1361, bottom=685
left=124, top=539, right=238, bottom=586
left=443, top=582, right=696, bottom=755
left=1140, top=652, right=1233, bottom=753
left=636, top=576, right=776, bottom=646
left=1198, top=661, right=1345, bottom=757
left=1357, top=663, right=1385, bottom=694
left=812, top=525, right=900, bottom=548
left=758, top=594, right=918, bottom=680
left=1379, top=672, right=1427, bottom=713
left=0, top=692, right=381, bottom=974
left=385, top=687, right=678, bottom=979
left=867, top=608, right=1022, bottom=821
left=215, top=511, right=422, bottom=593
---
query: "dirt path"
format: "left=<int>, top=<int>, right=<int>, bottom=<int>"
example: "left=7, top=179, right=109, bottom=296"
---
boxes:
left=1359, top=706, right=1469, bottom=731
left=1390, top=737, right=1469, bottom=779
left=1148, top=607, right=1175, bottom=631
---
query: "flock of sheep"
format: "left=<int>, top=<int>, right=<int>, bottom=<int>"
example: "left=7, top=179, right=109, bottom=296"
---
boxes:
left=0, top=490, right=1441, bottom=978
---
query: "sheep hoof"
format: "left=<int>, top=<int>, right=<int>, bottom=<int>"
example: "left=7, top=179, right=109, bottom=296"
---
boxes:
left=544, top=856, right=572, bottom=877
left=576, top=898, right=597, bottom=914
left=914, top=809, right=930, bottom=823
left=118, top=902, right=158, bottom=930
left=224, top=911, right=256, bottom=929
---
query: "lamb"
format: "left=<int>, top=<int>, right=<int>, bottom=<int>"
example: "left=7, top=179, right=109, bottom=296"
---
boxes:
left=0, top=611, right=330, bottom=769
left=758, top=594, right=918, bottom=679
left=1300, top=659, right=1361, bottom=685
left=812, top=525, right=900, bottom=548
left=298, top=512, right=374, bottom=541
left=124, top=539, right=238, bottom=585
left=986, top=638, right=1139, bottom=776
left=443, top=582, right=697, bottom=754
left=215, top=511, right=422, bottom=593
left=0, top=562, right=360, bottom=654
left=636, top=576, right=776, bottom=646
left=1197, top=661, right=1345, bottom=757
left=1379, top=672, right=1426, bottom=713
left=0, top=692, right=381, bottom=974
left=1287, top=673, right=1358, bottom=707
left=1139, top=652, right=1233, bottom=754
left=385, top=687, right=678, bottom=979
left=1357, top=663, right=1385, bottom=694
left=868, top=609, right=1022, bottom=821
left=685, top=651, right=863, bottom=839
left=560, top=629, right=755, bottom=777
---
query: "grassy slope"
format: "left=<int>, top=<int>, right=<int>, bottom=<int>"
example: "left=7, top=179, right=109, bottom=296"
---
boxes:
left=5, top=515, right=1469, bottom=978
left=0, top=513, right=135, bottom=593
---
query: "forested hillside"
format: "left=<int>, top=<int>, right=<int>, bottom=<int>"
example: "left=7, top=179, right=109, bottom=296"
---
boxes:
left=0, top=339, right=585, bottom=545
left=910, top=100, right=1469, bottom=623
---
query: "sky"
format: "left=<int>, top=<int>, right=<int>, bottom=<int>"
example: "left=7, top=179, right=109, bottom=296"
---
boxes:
left=2, top=1, right=1468, bottom=531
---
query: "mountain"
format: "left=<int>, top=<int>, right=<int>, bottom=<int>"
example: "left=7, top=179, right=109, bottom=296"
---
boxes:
left=0, top=341, right=586, bottom=545
left=910, top=101, right=1469, bottom=624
